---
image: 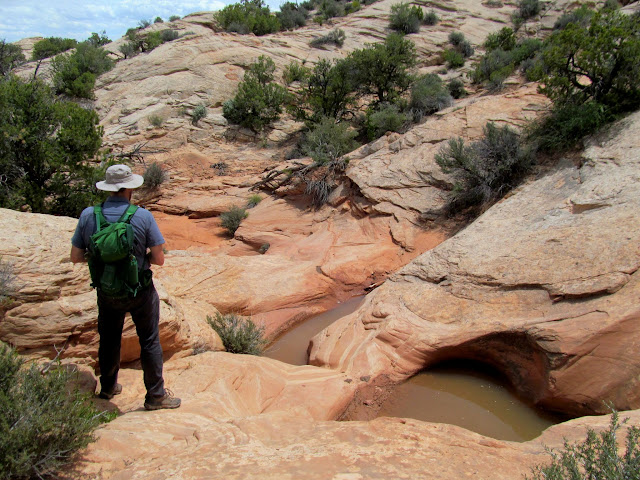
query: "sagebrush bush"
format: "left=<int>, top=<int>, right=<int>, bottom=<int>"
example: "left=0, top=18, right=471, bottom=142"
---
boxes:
left=302, top=117, right=359, bottom=164
left=207, top=313, right=268, bottom=355
left=553, top=5, right=593, bottom=30
left=444, top=49, right=465, bottom=68
left=435, top=122, right=533, bottom=213
left=525, top=411, right=640, bottom=480
left=214, top=1, right=281, bottom=35
left=143, top=162, right=167, bottom=188
left=160, top=29, right=180, bottom=42
left=310, top=28, right=346, bottom=48
left=0, top=344, right=105, bottom=479
left=447, top=78, right=467, bottom=99
left=148, top=114, right=163, bottom=127
left=220, top=205, right=248, bottom=235
left=423, top=9, right=438, bottom=25
left=389, top=3, right=423, bottom=34
left=366, top=103, right=407, bottom=140
left=276, top=2, right=309, bottom=30
left=169, top=15, right=181, bottom=21
left=154, top=16, right=164, bottom=23
left=409, top=73, right=453, bottom=121
left=0, top=256, right=16, bottom=306
left=191, top=104, right=207, bottom=125
left=283, top=60, right=311, bottom=84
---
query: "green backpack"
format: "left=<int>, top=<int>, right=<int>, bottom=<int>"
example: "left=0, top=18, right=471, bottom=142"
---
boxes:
left=87, top=204, right=143, bottom=298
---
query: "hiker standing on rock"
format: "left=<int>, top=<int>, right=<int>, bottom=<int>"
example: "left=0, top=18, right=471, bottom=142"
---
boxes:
left=70, top=164, right=180, bottom=411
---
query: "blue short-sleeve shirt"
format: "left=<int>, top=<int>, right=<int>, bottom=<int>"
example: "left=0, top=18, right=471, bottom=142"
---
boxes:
left=71, top=197, right=165, bottom=271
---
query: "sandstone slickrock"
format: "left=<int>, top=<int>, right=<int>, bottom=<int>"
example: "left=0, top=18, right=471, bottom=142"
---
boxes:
left=310, top=110, right=640, bottom=417
left=66, top=352, right=640, bottom=480
left=0, top=208, right=222, bottom=363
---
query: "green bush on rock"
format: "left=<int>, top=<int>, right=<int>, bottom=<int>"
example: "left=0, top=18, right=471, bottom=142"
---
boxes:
left=207, top=313, right=268, bottom=355
left=0, top=344, right=106, bottom=479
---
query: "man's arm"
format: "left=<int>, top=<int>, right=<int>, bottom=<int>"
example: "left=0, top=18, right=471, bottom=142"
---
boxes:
left=148, top=244, right=165, bottom=266
left=70, top=246, right=86, bottom=263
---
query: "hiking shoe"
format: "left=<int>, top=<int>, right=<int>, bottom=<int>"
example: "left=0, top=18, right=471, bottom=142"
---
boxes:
left=144, top=389, right=181, bottom=411
left=98, top=383, right=122, bottom=400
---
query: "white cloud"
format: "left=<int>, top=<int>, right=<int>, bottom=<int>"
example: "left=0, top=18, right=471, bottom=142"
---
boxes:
left=0, top=0, right=243, bottom=43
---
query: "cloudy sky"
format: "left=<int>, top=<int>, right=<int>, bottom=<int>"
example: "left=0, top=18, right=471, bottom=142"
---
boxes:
left=0, top=0, right=284, bottom=43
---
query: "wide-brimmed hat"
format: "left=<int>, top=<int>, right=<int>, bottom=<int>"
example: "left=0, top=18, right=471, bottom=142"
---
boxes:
left=96, top=164, right=144, bottom=191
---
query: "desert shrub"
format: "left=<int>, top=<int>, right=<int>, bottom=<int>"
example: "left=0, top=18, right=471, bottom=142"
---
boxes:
left=528, top=101, right=611, bottom=152
left=603, top=0, right=620, bottom=8
left=169, top=15, right=181, bottom=21
left=154, top=16, right=164, bottom=23
left=139, top=19, right=152, bottom=28
left=365, top=103, right=407, bottom=140
left=483, top=26, right=516, bottom=51
left=0, top=40, right=26, bottom=77
left=553, top=5, right=593, bottom=30
left=423, top=9, right=438, bottom=25
left=31, top=37, right=77, bottom=61
left=389, top=3, right=424, bottom=34
left=143, top=162, right=167, bottom=188
left=283, top=60, right=311, bottom=84
left=223, top=56, right=289, bottom=132
left=246, top=194, right=262, bottom=208
left=409, top=73, right=453, bottom=121
left=485, top=0, right=503, bottom=6
left=0, top=256, right=16, bottom=306
left=220, top=205, right=248, bottom=235
left=302, top=58, right=355, bottom=121
left=160, top=29, right=180, bottom=42
left=0, top=344, right=105, bottom=479
left=302, top=117, right=359, bottom=164
left=306, top=178, right=333, bottom=206
left=119, top=41, right=139, bottom=59
left=448, top=78, right=467, bottom=98
left=0, top=76, right=104, bottom=216
left=86, top=31, right=111, bottom=47
left=148, top=114, right=163, bottom=127
left=513, top=0, right=540, bottom=26
left=449, top=31, right=465, bottom=46
left=310, top=28, right=346, bottom=48
left=259, top=243, right=270, bottom=253
left=349, top=33, right=417, bottom=104
left=276, top=2, right=309, bottom=30
left=435, top=122, right=532, bottom=213
left=51, top=42, right=114, bottom=98
left=214, top=0, right=281, bottom=36
left=444, top=49, right=464, bottom=68
left=318, top=0, right=345, bottom=19
left=525, top=411, right=640, bottom=480
left=345, top=0, right=361, bottom=14
left=144, top=31, right=163, bottom=51
left=191, top=103, right=207, bottom=125
left=207, top=313, right=268, bottom=355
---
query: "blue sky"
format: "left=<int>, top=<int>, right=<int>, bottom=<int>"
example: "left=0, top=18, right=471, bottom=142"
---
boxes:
left=0, top=0, right=284, bottom=43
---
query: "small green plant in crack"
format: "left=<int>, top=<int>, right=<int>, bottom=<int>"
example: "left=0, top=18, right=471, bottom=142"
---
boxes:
left=246, top=194, right=262, bottom=208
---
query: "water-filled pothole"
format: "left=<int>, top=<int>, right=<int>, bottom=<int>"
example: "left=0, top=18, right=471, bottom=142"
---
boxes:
left=265, top=296, right=365, bottom=366
left=377, top=360, right=565, bottom=442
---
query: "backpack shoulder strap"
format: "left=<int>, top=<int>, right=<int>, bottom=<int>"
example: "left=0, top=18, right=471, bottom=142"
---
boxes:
left=93, top=204, right=109, bottom=233
left=117, top=205, right=139, bottom=224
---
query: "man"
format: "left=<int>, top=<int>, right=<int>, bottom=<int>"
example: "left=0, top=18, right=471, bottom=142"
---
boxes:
left=70, top=164, right=180, bottom=411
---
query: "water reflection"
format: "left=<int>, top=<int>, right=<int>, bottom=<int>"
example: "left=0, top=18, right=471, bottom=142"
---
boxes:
left=378, top=361, right=564, bottom=442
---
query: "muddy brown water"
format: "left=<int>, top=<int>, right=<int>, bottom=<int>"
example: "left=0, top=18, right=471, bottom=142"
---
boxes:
left=265, top=300, right=563, bottom=442
left=265, top=296, right=365, bottom=365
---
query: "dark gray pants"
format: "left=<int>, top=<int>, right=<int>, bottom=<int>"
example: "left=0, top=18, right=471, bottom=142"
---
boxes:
left=97, top=283, right=165, bottom=399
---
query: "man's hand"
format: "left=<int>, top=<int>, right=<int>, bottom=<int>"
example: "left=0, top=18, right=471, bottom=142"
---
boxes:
left=148, top=245, right=165, bottom=266
left=70, top=246, right=87, bottom=263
